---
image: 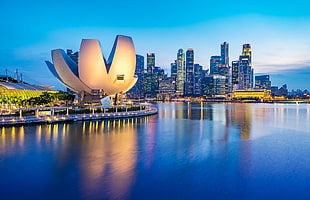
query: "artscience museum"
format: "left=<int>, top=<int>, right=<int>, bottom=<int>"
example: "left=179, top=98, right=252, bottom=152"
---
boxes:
left=46, top=35, right=137, bottom=105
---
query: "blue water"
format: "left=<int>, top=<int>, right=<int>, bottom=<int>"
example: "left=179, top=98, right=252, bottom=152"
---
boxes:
left=1, top=103, right=310, bottom=199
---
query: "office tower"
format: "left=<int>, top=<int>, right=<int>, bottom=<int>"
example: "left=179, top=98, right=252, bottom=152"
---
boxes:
left=242, top=44, right=252, bottom=64
left=237, top=44, right=253, bottom=89
left=136, top=54, right=144, bottom=73
left=194, top=64, right=203, bottom=96
left=67, top=49, right=79, bottom=64
left=152, top=66, right=165, bottom=95
left=213, top=75, right=226, bottom=95
left=176, top=49, right=185, bottom=96
left=221, top=42, right=229, bottom=66
left=144, top=53, right=155, bottom=97
left=255, top=75, right=271, bottom=89
left=210, top=56, right=222, bottom=75
left=170, top=60, right=178, bottom=79
left=127, top=54, right=145, bottom=98
left=232, top=60, right=239, bottom=90
left=147, top=53, right=155, bottom=73
left=185, top=48, right=194, bottom=96
left=159, top=77, right=176, bottom=99
left=201, top=76, right=214, bottom=96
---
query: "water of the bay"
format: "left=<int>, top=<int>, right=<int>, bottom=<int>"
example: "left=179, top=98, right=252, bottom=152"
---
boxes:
left=0, top=102, right=310, bottom=200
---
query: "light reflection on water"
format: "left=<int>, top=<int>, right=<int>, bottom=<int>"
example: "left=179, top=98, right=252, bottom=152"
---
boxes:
left=0, top=103, right=310, bottom=199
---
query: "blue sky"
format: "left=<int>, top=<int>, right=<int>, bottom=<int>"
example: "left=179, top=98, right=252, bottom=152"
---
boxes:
left=0, top=0, right=310, bottom=90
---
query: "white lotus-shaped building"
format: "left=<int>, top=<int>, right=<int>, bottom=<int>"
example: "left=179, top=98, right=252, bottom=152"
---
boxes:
left=46, top=35, right=137, bottom=96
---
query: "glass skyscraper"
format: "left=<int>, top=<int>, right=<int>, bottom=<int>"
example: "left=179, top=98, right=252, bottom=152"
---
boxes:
left=221, top=42, right=229, bottom=66
left=185, top=48, right=194, bottom=96
left=170, top=60, right=178, bottom=79
left=194, top=64, right=203, bottom=96
left=176, top=49, right=185, bottom=96
left=233, top=44, right=253, bottom=90
left=210, top=56, right=223, bottom=75
left=145, top=53, right=155, bottom=97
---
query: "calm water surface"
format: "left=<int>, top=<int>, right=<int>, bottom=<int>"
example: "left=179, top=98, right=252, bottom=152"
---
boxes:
left=1, top=103, right=310, bottom=200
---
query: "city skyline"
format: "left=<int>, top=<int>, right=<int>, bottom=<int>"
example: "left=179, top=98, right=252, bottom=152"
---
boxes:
left=1, top=0, right=310, bottom=90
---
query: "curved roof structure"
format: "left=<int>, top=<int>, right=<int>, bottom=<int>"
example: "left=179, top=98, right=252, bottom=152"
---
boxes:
left=0, top=82, right=55, bottom=91
left=46, top=35, right=137, bottom=96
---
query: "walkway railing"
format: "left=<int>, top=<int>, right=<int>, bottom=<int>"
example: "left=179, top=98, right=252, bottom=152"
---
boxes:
left=0, top=104, right=158, bottom=126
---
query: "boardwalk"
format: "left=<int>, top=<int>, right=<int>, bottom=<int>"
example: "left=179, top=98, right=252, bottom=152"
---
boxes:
left=0, top=106, right=158, bottom=127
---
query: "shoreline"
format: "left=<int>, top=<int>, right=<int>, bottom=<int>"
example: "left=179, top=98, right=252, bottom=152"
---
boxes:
left=132, top=99, right=310, bottom=104
left=0, top=107, right=158, bottom=127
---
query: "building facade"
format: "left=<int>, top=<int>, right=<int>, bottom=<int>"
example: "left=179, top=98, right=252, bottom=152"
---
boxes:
left=185, top=48, right=194, bottom=96
left=255, top=75, right=271, bottom=89
left=176, top=49, right=185, bottom=96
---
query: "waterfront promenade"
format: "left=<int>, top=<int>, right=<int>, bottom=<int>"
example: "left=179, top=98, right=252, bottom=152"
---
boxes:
left=0, top=104, right=158, bottom=126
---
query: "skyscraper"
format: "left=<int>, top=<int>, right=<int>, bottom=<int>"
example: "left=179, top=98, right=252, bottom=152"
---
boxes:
left=213, top=75, right=226, bottom=96
left=237, top=44, right=253, bottom=89
left=231, top=60, right=239, bottom=90
left=170, top=60, right=178, bottom=79
left=210, top=56, right=223, bottom=75
left=152, top=66, right=165, bottom=95
left=136, top=54, right=144, bottom=73
left=242, top=44, right=252, bottom=64
left=147, top=53, right=155, bottom=73
left=194, top=64, right=203, bottom=96
left=145, top=53, right=155, bottom=97
left=176, top=49, right=185, bottom=96
left=126, top=54, right=144, bottom=98
left=185, top=48, right=194, bottom=96
left=201, top=76, right=214, bottom=96
left=221, top=42, right=229, bottom=66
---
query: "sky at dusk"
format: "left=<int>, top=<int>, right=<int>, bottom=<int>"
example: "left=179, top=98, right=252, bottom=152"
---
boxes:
left=0, top=0, right=310, bottom=90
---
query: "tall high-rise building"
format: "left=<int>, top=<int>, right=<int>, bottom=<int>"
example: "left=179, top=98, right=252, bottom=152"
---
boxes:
left=213, top=75, right=226, bottom=96
left=221, top=42, right=229, bottom=66
left=231, top=60, right=239, bottom=90
left=210, top=56, right=223, bottom=75
left=185, top=48, right=194, bottom=96
left=127, top=54, right=145, bottom=98
left=255, top=75, right=271, bottom=89
left=194, top=64, right=203, bottom=96
left=147, top=53, right=155, bottom=73
left=136, top=54, right=144, bottom=73
left=237, top=44, right=253, bottom=90
left=170, top=60, right=178, bottom=79
left=242, top=44, right=252, bottom=64
left=145, top=53, right=155, bottom=97
left=201, top=76, right=214, bottom=96
left=159, top=77, right=176, bottom=99
left=176, top=49, right=185, bottom=96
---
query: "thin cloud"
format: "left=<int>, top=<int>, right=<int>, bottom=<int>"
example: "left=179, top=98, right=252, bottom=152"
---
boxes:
left=255, top=60, right=310, bottom=74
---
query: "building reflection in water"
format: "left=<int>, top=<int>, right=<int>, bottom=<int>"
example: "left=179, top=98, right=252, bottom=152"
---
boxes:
left=165, top=102, right=252, bottom=141
left=69, top=119, right=139, bottom=199
left=0, top=126, right=25, bottom=155
left=1, top=103, right=310, bottom=199
left=0, top=117, right=151, bottom=199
